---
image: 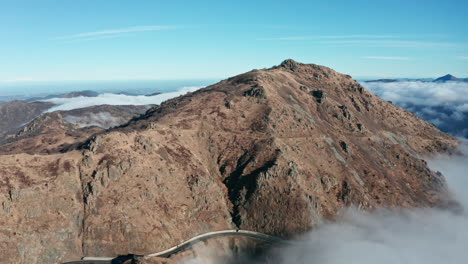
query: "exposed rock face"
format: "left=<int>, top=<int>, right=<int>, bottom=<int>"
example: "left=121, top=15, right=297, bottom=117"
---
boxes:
left=0, top=60, right=458, bottom=263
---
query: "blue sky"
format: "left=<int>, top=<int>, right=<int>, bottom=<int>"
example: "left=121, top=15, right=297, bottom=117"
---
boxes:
left=1, top=0, right=467, bottom=83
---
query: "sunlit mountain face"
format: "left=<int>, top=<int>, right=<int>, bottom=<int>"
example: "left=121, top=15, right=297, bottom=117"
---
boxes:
left=1, top=0, right=468, bottom=263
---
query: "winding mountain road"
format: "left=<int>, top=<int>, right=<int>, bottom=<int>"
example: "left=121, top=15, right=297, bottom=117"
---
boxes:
left=60, top=229, right=289, bottom=264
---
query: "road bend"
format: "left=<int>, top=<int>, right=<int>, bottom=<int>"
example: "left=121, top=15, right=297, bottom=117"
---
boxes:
left=60, top=229, right=289, bottom=264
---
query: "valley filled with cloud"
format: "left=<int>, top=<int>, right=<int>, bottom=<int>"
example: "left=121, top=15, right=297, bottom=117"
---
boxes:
left=362, top=81, right=468, bottom=138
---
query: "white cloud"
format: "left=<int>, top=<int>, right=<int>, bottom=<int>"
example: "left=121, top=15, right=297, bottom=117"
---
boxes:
left=257, top=35, right=399, bottom=41
left=457, top=104, right=468, bottom=112
left=362, top=81, right=468, bottom=138
left=364, top=56, right=411, bottom=60
left=42, top=86, right=202, bottom=112
left=60, top=34, right=128, bottom=44
left=55, top=25, right=175, bottom=41
left=362, top=81, right=468, bottom=107
left=64, top=112, right=129, bottom=129
left=257, top=35, right=459, bottom=48
left=457, top=56, right=468, bottom=60
left=323, top=40, right=458, bottom=48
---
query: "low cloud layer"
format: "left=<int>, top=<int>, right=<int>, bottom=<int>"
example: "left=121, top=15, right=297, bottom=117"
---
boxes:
left=362, top=81, right=468, bottom=138
left=64, top=112, right=125, bottom=129
left=42, top=86, right=202, bottom=112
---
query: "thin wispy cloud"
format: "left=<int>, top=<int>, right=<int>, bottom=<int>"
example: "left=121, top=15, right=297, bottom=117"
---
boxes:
left=60, top=34, right=129, bottom=44
left=258, top=34, right=459, bottom=48
left=322, top=40, right=457, bottom=48
left=55, top=25, right=175, bottom=41
left=257, top=35, right=399, bottom=41
left=458, top=56, right=468, bottom=60
left=364, top=56, right=411, bottom=60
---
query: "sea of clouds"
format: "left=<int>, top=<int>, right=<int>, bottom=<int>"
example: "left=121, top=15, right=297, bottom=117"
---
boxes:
left=64, top=112, right=125, bottom=129
left=362, top=81, right=468, bottom=138
left=41, top=86, right=202, bottom=112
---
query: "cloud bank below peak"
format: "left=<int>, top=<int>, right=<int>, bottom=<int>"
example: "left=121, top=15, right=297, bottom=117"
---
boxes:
left=362, top=81, right=468, bottom=139
left=42, top=86, right=202, bottom=112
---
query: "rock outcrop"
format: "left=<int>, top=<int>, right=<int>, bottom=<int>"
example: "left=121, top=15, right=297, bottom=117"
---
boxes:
left=0, top=60, right=458, bottom=263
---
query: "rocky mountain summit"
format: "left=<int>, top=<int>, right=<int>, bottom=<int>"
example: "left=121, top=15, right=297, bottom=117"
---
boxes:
left=0, top=60, right=459, bottom=263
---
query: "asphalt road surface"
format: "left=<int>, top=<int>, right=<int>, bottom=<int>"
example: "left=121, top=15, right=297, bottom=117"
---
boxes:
left=60, top=229, right=289, bottom=264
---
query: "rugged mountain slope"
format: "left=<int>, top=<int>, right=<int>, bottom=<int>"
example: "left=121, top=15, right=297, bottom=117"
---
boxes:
left=0, top=104, right=151, bottom=155
left=0, top=60, right=459, bottom=263
left=0, top=100, right=54, bottom=135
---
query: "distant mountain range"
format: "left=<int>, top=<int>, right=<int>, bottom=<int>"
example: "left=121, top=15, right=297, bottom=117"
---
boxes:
left=433, top=74, right=468, bottom=82
left=365, top=74, right=468, bottom=83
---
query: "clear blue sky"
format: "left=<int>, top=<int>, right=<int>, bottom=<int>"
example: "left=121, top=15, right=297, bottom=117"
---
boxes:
left=1, top=0, right=467, bottom=82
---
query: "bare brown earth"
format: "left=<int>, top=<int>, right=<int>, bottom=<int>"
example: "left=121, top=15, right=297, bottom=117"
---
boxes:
left=0, top=60, right=459, bottom=263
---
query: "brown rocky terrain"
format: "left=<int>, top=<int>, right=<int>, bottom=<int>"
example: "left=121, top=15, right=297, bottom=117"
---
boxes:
left=0, top=60, right=459, bottom=263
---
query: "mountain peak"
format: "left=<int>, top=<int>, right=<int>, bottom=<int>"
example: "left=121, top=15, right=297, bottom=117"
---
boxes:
left=0, top=60, right=459, bottom=263
left=434, top=74, right=459, bottom=82
left=279, top=59, right=303, bottom=71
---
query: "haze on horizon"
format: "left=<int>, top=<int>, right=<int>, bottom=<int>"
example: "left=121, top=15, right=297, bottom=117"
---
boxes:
left=1, top=0, right=468, bottom=85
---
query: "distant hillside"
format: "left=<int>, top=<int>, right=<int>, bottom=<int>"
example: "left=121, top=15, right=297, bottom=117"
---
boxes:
left=365, top=74, right=468, bottom=83
left=364, top=78, right=433, bottom=83
left=433, top=74, right=460, bottom=82
left=0, top=104, right=152, bottom=154
left=364, top=79, right=400, bottom=83
left=0, top=100, right=54, bottom=135
left=27, top=90, right=99, bottom=101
